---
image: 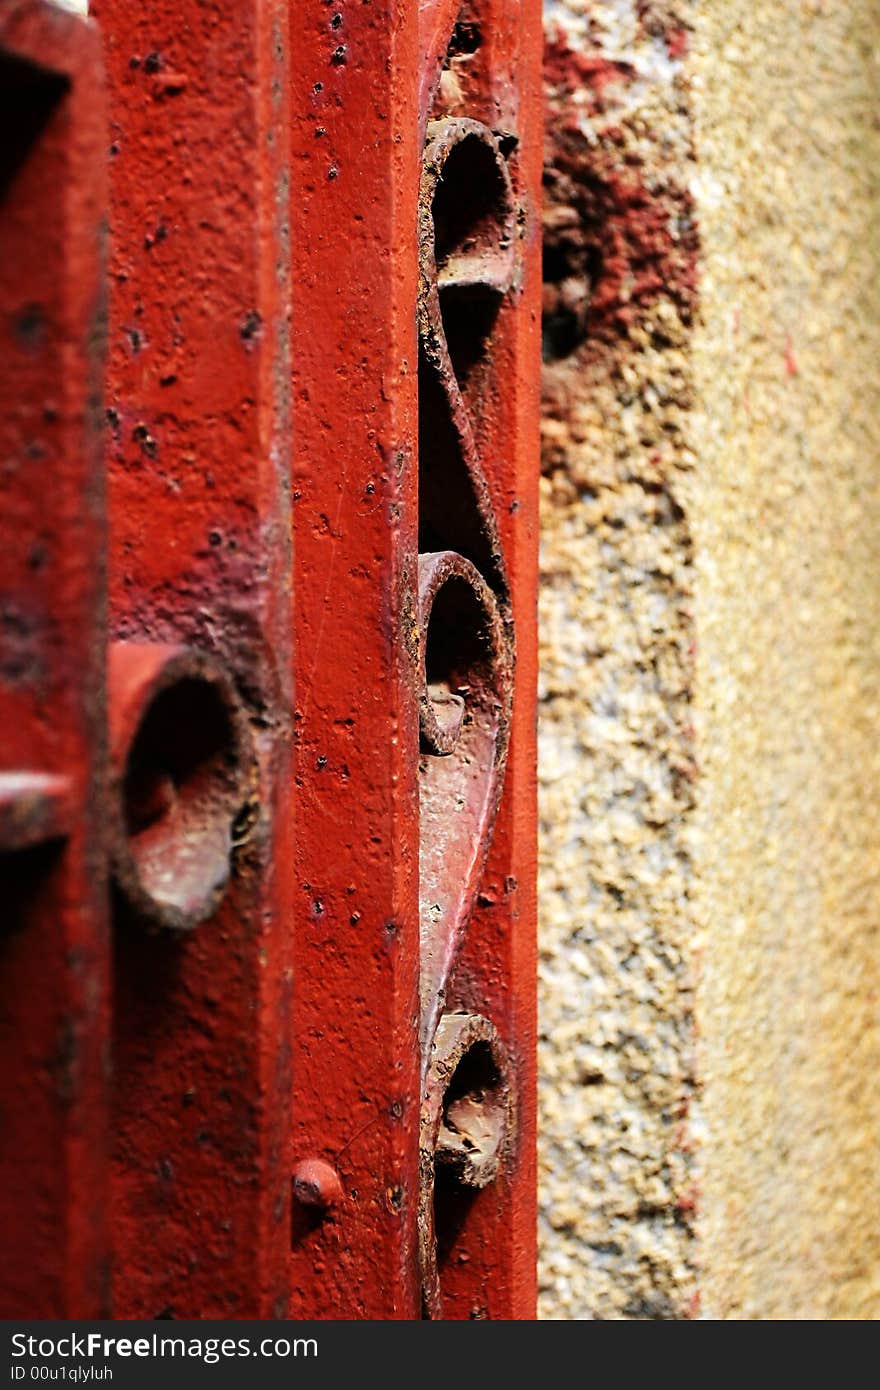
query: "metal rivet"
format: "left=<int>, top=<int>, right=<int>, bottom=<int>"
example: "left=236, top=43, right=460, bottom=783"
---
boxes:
left=292, top=1159, right=343, bottom=1210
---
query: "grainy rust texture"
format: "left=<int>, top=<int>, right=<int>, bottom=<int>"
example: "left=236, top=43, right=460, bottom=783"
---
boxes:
left=416, top=109, right=517, bottom=1086
left=415, top=71, right=522, bottom=1316
left=539, top=0, right=699, bottom=1320
left=416, top=549, right=511, bottom=1059
left=0, top=0, right=109, bottom=1318
left=419, top=1011, right=516, bottom=1316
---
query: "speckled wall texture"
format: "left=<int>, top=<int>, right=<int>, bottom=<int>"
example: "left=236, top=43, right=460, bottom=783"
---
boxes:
left=539, top=0, right=880, bottom=1318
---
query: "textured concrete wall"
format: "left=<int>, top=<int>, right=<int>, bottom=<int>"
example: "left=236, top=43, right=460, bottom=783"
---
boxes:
left=688, top=0, right=880, bottom=1319
left=539, top=0, right=880, bottom=1318
left=539, top=0, right=699, bottom=1319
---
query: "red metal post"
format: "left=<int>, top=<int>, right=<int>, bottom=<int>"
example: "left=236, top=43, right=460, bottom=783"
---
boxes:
left=0, top=0, right=110, bottom=1318
left=92, top=0, right=296, bottom=1316
left=291, top=0, right=540, bottom=1318
left=416, top=0, right=541, bottom=1321
left=288, top=0, right=423, bottom=1319
left=0, top=0, right=538, bottom=1319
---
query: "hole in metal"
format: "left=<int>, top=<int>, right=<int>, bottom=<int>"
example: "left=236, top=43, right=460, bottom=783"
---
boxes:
left=438, top=290, right=500, bottom=390
left=437, top=1040, right=506, bottom=1179
left=122, top=676, right=241, bottom=923
left=432, top=134, right=508, bottom=279
left=423, top=570, right=497, bottom=755
left=446, top=14, right=482, bottom=60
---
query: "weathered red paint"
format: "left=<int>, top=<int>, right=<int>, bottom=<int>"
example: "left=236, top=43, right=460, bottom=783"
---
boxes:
left=419, top=1011, right=515, bottom=1318
left=543, top=37, right=636, bottom=109
left=636, top=2, right=691, bottom=61
left=93, top=0, right=295, bottom=1317
left=0, top=0, right=539, bottom=1319
left=0, top=0, right=109, bottom=1318
left=288, top=0, right=423, bottom=1319
left=416, top=548, right=512, bottom=1057
left=291, top=1158, right=344, bottom=1211
left=291, top=0, right=540, bottom=1319
left=108, top=641, right=253, bottom=931
left=420, top=0, right=541, bottom=1320
left=665, top=27, right=690, bottom=61
left=543, top=36, right=698, bottom=357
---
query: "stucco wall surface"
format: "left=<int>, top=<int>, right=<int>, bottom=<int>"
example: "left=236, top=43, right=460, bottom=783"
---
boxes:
left=688, top=0, right=880, bottom=1320
left=539, top=0, right=880, bottom=1319
left=539, top=0, right=699, bottom=1320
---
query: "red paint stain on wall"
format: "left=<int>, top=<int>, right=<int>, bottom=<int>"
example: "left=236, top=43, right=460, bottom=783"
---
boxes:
left=543, top=34, right=635, bottom=111
left=637, top=2, right=691, bottom=60
left=543, top=36, right=698, bottom=363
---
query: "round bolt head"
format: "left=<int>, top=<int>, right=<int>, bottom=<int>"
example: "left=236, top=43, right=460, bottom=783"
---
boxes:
left=292, top=1159, right=343, bottom=1209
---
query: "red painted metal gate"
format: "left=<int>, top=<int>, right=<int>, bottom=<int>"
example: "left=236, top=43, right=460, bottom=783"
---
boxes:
left=0, top=0, right=540, bottom=1319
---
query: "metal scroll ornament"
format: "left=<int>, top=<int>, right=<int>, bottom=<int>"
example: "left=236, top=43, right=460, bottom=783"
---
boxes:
left=416, top=102, right=519, bottom=1316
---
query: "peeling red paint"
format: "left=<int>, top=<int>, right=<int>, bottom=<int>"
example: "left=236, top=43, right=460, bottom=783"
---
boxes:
left=784, top=334, right=799, bottom=377
left=95, top=0, right=296, bottom=1318
left=544, top=32, right=636, bottom=110
left=543, top=38, right=698, bottom=361
left=665, top=27, right=689, bottom=61
left=637, top=1, right=691, bottom=60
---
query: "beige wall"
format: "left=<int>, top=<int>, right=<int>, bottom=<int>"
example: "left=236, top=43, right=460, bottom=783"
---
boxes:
left=540, top=0, right=880, bottom=1318
left=540, top=0, right=700, bottom=1319
left=689, top=0, right=880, bottom=1319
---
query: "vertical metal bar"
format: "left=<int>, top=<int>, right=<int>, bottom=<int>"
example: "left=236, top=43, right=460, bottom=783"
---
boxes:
left=291, top=0, right=539, bottom=1317
left=288, top=0, right=423, bottom=1319
left=93, top=0, right=295, bottom=1316
left=0, top=0, right=109, bottom=1318
left=421, top=0, right=541, bottom=1321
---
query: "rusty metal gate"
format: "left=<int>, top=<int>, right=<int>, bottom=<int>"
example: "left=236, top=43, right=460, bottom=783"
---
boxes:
left=0, top=0, right=540, bottom=1319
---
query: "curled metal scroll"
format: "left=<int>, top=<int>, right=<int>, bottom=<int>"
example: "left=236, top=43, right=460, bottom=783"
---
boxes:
left=417, top=117, right=516, bottom=617
left=418, top=1013, right=516, bottom=1319
left=417, top=549, right=510, bottom=1056
left=416, top=102, right=520, bottom=1315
